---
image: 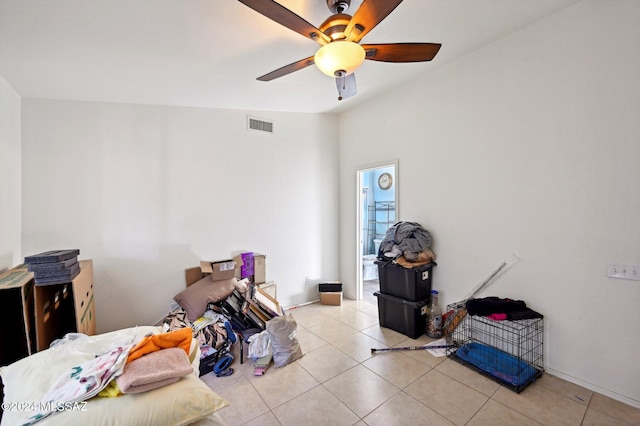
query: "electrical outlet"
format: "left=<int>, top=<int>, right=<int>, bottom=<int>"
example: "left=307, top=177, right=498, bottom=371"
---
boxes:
left=608, top=262, right=640, bottom=281
left=627, top=265, right=640, bottom=281
left=608, top=262, right=624, bottom=278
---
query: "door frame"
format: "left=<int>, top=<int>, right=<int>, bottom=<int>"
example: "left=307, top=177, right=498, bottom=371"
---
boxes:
left=356, top=160, right=399, bottom=300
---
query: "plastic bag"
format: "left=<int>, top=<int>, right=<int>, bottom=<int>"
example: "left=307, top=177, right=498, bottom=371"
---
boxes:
left=49, top=333, right=89, bottom=348
left=247, top=330, right=272, bottom=360
left=266, top=314, right=303, bottom=368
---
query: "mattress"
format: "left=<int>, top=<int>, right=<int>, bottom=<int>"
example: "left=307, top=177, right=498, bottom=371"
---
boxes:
left=0, top=326, right=229, bottom=426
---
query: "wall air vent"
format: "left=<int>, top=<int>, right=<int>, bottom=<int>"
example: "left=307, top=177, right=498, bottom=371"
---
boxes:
left=247, top=116, right=274, bottom=134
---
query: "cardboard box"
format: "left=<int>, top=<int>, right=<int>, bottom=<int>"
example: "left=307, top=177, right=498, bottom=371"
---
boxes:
left=237, top=252, right=254, bottom=279
left=320, top=291, right=343, bottom=306
left=0, top=265, right=36, bottom=365
left=200, top=259, right=236, bottom=282
left=71, top=260, right=96, bottom=337
left=233, top=252, right=266, bottom=283
left=185, top=267, right=203, bottom=287
left=34, top=259, right=95, bottom=351
left=254, top=254, right=266, bottom=284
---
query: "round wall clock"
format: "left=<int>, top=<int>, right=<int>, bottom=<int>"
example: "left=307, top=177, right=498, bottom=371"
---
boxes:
left=378, top=172, right=393, bottom=190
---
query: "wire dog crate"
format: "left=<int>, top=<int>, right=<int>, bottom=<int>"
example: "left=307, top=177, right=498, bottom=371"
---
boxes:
left=446, top=302, right=544, bottom=393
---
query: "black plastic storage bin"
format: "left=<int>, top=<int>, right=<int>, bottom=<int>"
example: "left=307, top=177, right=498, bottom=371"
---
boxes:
left=374, top=291, right=430, bottom=339
left=376, top=260, right=436, bottom=301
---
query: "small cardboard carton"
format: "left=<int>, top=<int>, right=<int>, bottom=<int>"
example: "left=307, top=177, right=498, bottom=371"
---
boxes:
left=254, top=254, right=266, bottom=284
left=200, top=259, right=237, bottom=282
left=320, top=291, right=343, bottom=306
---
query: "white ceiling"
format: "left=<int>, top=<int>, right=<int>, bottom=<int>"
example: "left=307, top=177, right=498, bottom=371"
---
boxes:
left=0, top=0, right=581, bottom=114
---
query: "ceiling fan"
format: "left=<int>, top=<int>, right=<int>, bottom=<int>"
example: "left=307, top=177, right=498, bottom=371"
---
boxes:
left=238, top=0, right=441, bottom=100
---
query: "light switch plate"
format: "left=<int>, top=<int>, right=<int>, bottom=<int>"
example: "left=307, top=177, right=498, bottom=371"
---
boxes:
left=608, top=262, right=640, bottom=281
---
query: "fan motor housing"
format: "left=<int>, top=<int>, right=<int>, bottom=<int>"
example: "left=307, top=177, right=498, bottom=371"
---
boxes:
left=327, top=0, right=350, bottom=14
left=319, top=13, right=352, bottom=40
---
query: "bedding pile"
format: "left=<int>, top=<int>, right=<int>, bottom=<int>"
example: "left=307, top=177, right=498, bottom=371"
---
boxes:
left=0, top=326, right=229, bottom=426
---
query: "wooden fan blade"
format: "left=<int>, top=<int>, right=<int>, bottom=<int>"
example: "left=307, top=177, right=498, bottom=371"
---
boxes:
left=257, top=56, right=315, bottom=81
left=345, top=0, right=404, bottom=43
left=363, top=43, right=441, bottom=62
left=238, top=0, right=331, bottom=45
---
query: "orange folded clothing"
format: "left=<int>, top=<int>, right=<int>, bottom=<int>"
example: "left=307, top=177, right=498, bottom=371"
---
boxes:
left=127, top=327, right=192, bottom=363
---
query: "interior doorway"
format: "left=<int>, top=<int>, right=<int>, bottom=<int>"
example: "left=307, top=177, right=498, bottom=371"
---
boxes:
left=356, top=161, right=398, bottom=303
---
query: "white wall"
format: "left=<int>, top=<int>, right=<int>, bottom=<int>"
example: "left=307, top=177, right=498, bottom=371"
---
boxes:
left=0, top=75, right=21, bottom=271
left=338, top=0, right=639, bottom=407
left=21, top=100, right=339, bottom=332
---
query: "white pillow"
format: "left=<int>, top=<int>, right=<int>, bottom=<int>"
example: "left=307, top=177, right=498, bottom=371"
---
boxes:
left=0, top=326, right=228, bottom=426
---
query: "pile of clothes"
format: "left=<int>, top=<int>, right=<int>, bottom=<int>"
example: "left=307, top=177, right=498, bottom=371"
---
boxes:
left=378, top=221, right=436, bottom=267
left=466, top=297, right=543, bottom=321
left=22, top=328, right=195, bottom=425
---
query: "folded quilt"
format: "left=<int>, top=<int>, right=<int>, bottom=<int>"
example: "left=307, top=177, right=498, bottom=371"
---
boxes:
left=117, top=347, right=193, bottom=394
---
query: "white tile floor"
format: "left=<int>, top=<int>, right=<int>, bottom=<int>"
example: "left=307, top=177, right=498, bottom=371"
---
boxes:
left=202, top=298, right=640, bottom=426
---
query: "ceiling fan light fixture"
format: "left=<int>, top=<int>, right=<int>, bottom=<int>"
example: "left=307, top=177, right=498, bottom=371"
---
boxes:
left=314, top=41, right=365, bottom=77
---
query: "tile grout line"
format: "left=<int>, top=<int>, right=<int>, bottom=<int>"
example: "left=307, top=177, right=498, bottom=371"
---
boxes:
left=229, top=299, right=640, bottom=425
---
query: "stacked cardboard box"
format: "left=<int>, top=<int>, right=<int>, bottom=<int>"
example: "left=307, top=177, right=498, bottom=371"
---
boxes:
left=24, top=249, right=80, bottom=285
left=190, top=252, right=272, bottom=296
left=33, top=259, right=95, bottom=351
left=0, top=257, right=95, bottom=361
